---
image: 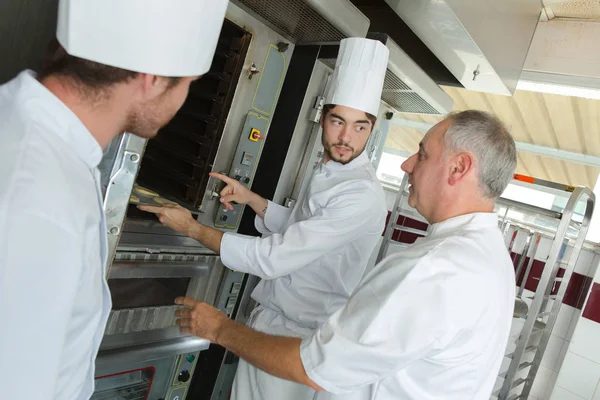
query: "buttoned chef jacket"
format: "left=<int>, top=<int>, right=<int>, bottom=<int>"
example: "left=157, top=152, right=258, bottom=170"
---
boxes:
left=301, top=213, right=515, bottom=400
left=0, top=71, right=112, bottom=399
left=220, top=152, right=387, bottom=333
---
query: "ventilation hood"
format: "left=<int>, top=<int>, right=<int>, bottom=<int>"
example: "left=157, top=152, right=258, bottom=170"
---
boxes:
left=369, top=33, right=453, bottom=115
left=231, top=0, right=370, bottom=44
left=384, top=0, right=542, bottom=96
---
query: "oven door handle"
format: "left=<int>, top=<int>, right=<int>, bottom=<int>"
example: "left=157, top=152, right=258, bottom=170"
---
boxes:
left=108, top=262, right=210, bottom=279
left=96, top=336, right=210, bottom=369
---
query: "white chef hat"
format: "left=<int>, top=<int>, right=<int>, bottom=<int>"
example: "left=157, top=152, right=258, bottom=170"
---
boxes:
left=324, top=38, right=390, bottom=116
left=56, top=0, right=229, bottom=77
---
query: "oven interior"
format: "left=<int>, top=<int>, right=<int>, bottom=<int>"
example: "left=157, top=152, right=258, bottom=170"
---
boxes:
left=108, top=278, right=191, bottom=310
left=126, top=20, right=252, bottom=222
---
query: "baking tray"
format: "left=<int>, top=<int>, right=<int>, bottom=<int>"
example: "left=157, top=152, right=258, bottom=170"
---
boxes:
left=129, top=184, right=202, bottom=216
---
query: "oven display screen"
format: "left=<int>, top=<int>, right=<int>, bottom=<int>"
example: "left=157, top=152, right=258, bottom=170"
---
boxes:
left=108, top=278, right=191, bottom=310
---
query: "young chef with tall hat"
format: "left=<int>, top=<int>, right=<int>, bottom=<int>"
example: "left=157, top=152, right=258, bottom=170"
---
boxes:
left=168, top=109, right=518, bottom=399
left=0, top=1, right=228, bottom=399
left=139, top=37, right=390, bottom=400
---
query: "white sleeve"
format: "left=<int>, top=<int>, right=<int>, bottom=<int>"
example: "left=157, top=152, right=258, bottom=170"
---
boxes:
left=299, top=254, right=457, bottom=394
left=0, top=211, right=83, bottom=400
left=254, top=214, right=270, bottom=235
left=220, top=184, right=383, bottom=279
left=253, top=200, right=291, bottom=234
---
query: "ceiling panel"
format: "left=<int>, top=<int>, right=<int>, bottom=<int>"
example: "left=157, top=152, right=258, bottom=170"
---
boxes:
left=384, top=86, right=600, bottom=189
left=385, top=126, right=423, bottom=154
left=543, top=0, right=600, bottom=20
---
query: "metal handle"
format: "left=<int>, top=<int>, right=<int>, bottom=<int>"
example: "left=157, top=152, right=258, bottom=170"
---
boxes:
left=247, top=62, right=260, bottom=79
left=96, top=336, right=209, bottom=368
left=109, top=262, right=210, bottom=279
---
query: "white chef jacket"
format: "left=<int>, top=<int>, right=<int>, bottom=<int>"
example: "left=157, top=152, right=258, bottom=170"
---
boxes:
left=221, top=152, right=387, bottom=333
left=301, top=213, right=515, bottom=400
left=0, top=71, right=112, bottom=399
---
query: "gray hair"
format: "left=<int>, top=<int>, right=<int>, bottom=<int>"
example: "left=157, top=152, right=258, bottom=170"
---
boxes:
left=443, top=110, right=517, bottom=199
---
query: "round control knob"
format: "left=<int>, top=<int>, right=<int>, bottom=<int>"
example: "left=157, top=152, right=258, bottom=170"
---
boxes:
left=178, top=370, right=190, bottom=383
left=243, top=177, right=250, bottom=184
left=234, top=175, right=242, bottom=181
left=221, top=215, right=228, bottom=222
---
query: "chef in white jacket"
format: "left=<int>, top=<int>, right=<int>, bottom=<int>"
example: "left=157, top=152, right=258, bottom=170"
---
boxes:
left=171, top=110, right=518, bottom=400
left=139, top=37, right=389, bottom=400
left=0, top=1, right=228, bottom=399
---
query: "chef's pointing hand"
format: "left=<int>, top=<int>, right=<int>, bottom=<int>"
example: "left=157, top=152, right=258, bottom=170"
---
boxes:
left=210, top=172, right=254, bottom=211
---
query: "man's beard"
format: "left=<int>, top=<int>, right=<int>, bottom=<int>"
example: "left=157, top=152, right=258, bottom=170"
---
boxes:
left=323, top=140, right=365, bottom=165
left=126, top=104, right=175, bottom=139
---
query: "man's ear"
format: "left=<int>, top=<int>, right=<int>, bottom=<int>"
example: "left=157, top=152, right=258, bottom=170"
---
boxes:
left=448, top=152, right=473, bottom=186
left=139, top=74, right=169, bottom=101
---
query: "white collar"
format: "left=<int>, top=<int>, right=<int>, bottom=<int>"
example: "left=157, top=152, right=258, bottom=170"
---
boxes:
left=12, top=70, right=103, bottom=169
left=428, top=213, right=499, bottom=237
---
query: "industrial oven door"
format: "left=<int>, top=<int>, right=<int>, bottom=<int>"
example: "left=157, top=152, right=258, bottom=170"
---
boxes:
left=101, top=253, right=228, bottom=346
left=92, top=336, right=209, bottom=400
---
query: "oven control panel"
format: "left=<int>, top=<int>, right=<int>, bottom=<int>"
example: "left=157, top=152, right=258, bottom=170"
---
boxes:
left=214, top=43, right=286, bottom=230
left=214, top=111, right=269, bottom=229
left=215, top=270, right=245, bottom=318
left=164, top=351, right=200, bottom=400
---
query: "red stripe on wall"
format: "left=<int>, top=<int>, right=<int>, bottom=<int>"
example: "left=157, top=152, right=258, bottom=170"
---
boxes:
left=402, top=216, right=428, bottom=232
left=562, top=272, right=593, bottom=310
left=384, top=211, right=428, bottom=244
left=583, top=283, right=600, bottom=323
left=511, top=253, right=593, bottom=310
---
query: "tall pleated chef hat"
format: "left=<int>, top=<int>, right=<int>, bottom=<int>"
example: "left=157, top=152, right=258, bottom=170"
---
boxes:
left=56, top=0, right=229, bottom=77
left=324, top=37, right=390, bottom=116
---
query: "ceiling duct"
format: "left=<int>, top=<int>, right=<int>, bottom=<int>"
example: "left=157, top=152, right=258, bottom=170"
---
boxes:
left=384, top=0, right=541, bottom=96
left=369, top=33, right=453, bottom=115
left=230, top=0, right=370, bottom=44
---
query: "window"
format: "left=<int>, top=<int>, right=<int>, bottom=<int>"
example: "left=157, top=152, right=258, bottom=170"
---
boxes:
left=376, top=150, right=407, bottom=187
left=500, top=184, right=556, bottom=210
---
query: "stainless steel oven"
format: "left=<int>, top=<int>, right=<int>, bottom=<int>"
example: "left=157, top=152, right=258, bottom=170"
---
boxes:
left=92, top=337, right=208, bottom=400
left=95, top=3, right=295, bottom=399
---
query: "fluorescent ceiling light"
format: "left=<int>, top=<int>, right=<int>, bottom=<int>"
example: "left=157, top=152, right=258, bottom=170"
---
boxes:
left=516, top=80, right=600, bottom=100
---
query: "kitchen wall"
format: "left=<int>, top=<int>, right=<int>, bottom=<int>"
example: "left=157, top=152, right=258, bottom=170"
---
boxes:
left=550, top=254, right=600, bottom=400
left=504, top=229, right=599, bottom=399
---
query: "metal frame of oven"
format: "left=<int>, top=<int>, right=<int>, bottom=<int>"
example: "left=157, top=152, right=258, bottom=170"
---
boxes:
left=92, top=337, right=209, bottom=400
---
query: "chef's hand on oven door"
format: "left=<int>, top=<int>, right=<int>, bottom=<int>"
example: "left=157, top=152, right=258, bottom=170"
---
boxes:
left=175, top=296, right=228, bottom=342
left=210, top=172, right=267, bottom=215
left=137, top=204, right=196, bottom=236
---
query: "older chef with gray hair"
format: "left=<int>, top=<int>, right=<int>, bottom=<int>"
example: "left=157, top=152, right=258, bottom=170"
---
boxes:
left=171, top=109, right=518, bottom=399
left=139, top=37, right=390, bottom=400
left=0, top=1, right=228, bottom=399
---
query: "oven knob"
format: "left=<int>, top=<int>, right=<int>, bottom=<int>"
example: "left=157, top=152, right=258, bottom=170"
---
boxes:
left=234, top=175, right=242, bottom=181
left=178, top=370, right=191, bottom=383
left=242, top=177, right=250, bottom=184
